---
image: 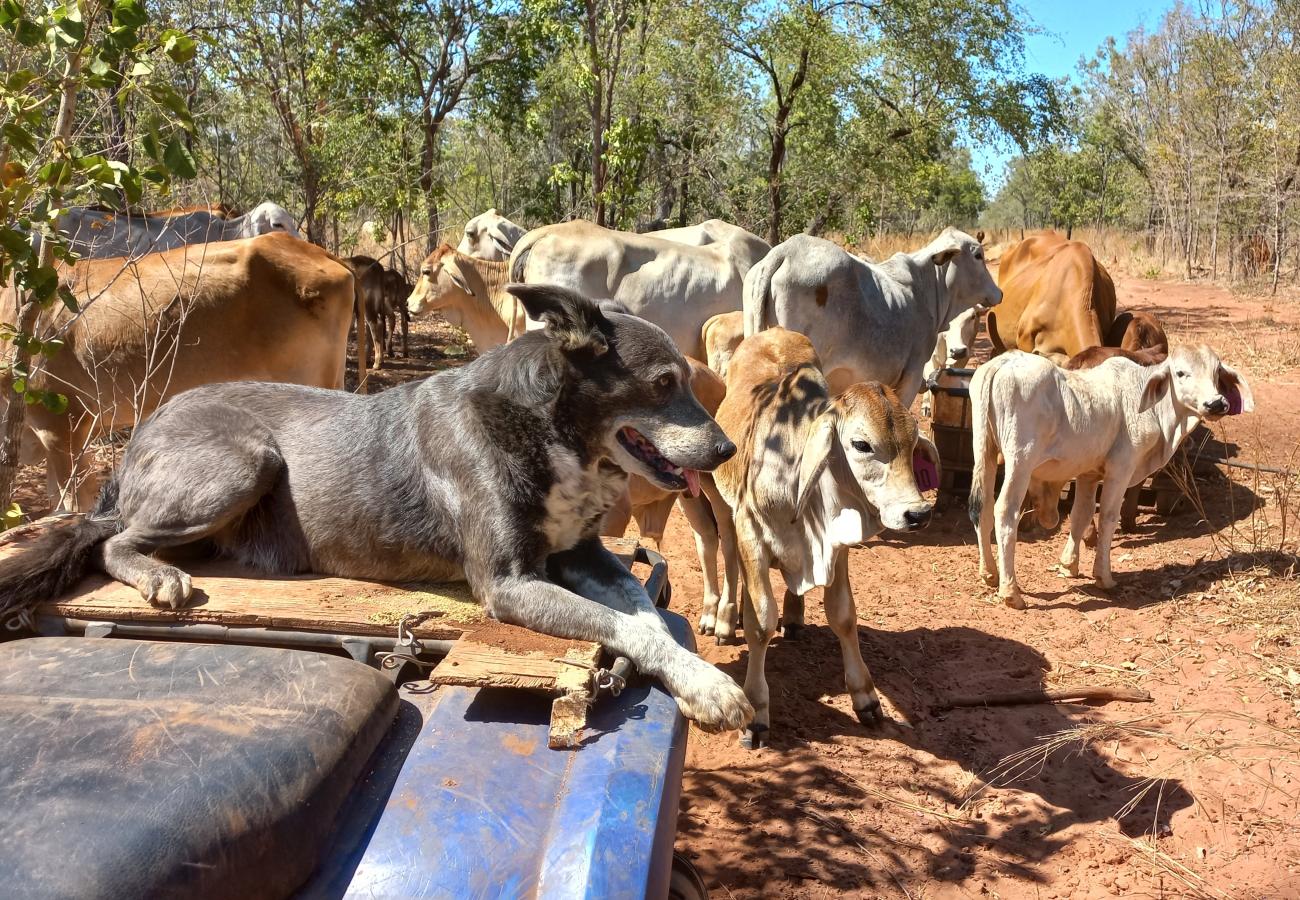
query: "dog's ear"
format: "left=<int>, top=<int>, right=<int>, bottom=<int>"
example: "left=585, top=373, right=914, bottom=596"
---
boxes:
left=505, top=284, right=608, bottom=356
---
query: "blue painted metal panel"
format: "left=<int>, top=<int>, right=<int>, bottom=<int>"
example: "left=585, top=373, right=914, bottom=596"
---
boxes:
left=342, top=612, right=693, bottom=900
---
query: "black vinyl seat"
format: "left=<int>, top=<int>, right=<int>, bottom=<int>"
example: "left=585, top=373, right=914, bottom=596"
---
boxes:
left=0, top=637, right=397, bottom=899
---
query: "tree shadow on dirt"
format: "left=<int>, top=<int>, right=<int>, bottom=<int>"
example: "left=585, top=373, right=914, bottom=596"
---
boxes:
left=689, top=622, right=1192, bottom=893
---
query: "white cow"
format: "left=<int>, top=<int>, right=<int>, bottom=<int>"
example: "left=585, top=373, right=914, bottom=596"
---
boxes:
left=970, top=345, right=1253, bottom=609
left=920, top=304, right=983, bottom=418
left=744, top=228, right=1002, bottom=405
left=647, top=219, right=771, bottom=275
left=457, top=209, right=527, bottom=261
left=53, top=201, right=299, bottom=260
left=510, top=220, right=752, bottom=360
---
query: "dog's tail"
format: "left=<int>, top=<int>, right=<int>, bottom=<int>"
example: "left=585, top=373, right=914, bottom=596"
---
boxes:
left=967, top=356, right=1004, bottom=531
left=0, top=492, right=121, bottom=623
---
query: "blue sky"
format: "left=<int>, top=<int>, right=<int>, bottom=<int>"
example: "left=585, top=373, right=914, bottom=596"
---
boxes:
left=971, top=0, right=1173, bottom=187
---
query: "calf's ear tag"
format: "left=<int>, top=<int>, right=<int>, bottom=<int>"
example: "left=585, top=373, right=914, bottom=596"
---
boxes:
left=1225, top=383, right=1243, bottom=416
left=913, top=448, right=938, bottom=492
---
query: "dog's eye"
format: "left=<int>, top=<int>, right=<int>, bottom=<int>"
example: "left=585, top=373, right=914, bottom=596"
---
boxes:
left=851, top=439, right=872, bottom=454
left=656, top=374, right=673, bottom=389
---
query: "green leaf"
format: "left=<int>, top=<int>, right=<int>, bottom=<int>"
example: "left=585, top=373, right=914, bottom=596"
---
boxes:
left=40, top=391, right=68, bottom=414
left=88, top=55, right=111, bottom=76
left=1, top=502, right=23, bottom=532
left=13, top=18, right=43, bottom=46
left=130, top=60, right=153, bottom=77
left=163, top=136, right=196, bottom=179
left=2, top=123, right=36, bottom=155
left=112, top=0, right=147, bottom=29
left=11, top=377, right=25, bottom=394
left=0, top=227, right=32, bottom=259
left=161, top=30, right=196, bottom=63
left=0, top=0, right=22, bottom=28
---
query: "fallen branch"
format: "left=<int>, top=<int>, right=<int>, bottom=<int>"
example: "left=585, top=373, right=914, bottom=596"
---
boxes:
left=932, top=685, right=1153, bottom=713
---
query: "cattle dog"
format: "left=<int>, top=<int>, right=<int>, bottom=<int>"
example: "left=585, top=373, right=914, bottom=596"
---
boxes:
left=0, top=285, right=753, bottom=731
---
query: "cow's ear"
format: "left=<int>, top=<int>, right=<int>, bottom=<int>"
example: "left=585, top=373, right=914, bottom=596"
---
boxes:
left=446, top=259, right=471, bottom=294
left=794, top=412, right=838, bottom=521
left=913, top=436, right=942, bottom=493
left=1218, top=362, right=1254, bottom=414
left=505, top=284, right=609, bottom=356
left=489, top=226, right=515, bottom=256
left=930, top=234, right=962, bottom=267
left=1139, top=362, right=1171, bottom=413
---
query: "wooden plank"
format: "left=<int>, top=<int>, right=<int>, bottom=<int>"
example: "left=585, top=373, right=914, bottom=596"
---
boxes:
left=428, top=643, right=600, bottom=691
left=4, top=517, right=641, bottom=641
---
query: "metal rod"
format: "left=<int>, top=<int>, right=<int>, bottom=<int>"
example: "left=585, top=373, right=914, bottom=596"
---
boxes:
left=37, top=616, right=458, bottom=658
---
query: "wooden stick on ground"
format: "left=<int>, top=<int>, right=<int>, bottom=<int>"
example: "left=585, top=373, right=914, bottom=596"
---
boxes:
left=931, top=685, right=1153, bottom=713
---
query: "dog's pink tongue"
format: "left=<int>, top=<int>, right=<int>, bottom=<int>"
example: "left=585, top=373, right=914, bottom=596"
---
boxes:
left=684, top=469, right=701, bottom=498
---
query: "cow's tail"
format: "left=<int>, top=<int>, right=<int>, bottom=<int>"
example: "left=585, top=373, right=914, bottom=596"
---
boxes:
left=967, top=356, right=1004, bottom=532
left=352, top=268, right=370, bottom=392
left=0, top=488, right=121, bottom=625
left=510, top=230, right=541, bottom=284
left=742, top=250, right=780, bottom=337
left=985, top=310, right=1006, bottom=354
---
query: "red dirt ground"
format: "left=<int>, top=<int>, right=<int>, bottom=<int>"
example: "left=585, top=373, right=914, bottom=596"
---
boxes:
left=12, top=265, right=1300, bottom=898
left=660, top=271, right=1300, bottom=899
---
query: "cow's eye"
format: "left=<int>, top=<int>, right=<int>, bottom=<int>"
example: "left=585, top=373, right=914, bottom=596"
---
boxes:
left=851, top=439, right=872, bottom=454
left=1176, top=370, right=1188, bottom=378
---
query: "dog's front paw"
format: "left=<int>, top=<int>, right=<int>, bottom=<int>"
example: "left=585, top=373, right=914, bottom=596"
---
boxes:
left=671, top=661, right=753, bottom=733
left=143, top=566, right=193, bottom=610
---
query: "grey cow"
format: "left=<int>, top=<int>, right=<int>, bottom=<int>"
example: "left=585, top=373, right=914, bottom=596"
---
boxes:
left=51, top=201, right=299, bottom=260
left=743, top=228, right=1002, bottom=406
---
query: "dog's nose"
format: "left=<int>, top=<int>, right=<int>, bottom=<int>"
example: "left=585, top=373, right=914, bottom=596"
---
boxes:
left=904, top=506, right=932, bottom=529
left=950, top=346, right=967, bottom=360
left=1204, top=396, right=1228, bottom=415
left=715, top=439, right=737, bottom=462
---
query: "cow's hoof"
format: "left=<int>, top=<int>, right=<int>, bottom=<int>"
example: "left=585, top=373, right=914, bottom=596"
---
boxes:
left=1000, top=591, right=1026, bottom=610
left=715, top=632, right=740, bottom=647
left=980, top=570, right=998, bottom=588
left=781, top=622, right=804, bottom=641
left=739, top=724, right=769, bottom=750
left=697, top=619, right=714, bottom=636
left=855, top=697, right=884, bottom=727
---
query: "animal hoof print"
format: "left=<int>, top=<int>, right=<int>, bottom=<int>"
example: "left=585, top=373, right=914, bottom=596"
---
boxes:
left=855, top=698, right=884, bottom=727
left=781, top=622, right=804, bottom=641
left=740, top=724, right=769, bottom=750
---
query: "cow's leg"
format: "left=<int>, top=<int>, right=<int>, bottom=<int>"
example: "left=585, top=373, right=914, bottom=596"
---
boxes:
left=400, top=307, right=410, bottom=357
left=1120, top=483, right=1141, bottom=532
left=1092, top=475, right=1128, bottom=590
left=96, top=423, right=285, bottom=609
left=678, top=494, right=722, bottom=635
left=1060, top=477, right=1099, bottom=577
left=974, top=450, right=999, bottom=588
left=701, top=477, right=740, bottom=643
left=824, top=552, right=882, bottom=725
left=994, top=461, right=1032, bottom=609
left=737, top=519, right=778, bottom=748
left=780, top=590, right=805, bottom=640
left=40, top=415, right=99, bottom=513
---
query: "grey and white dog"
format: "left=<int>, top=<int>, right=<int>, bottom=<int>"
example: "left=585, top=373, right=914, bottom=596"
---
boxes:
left=0, top=284, right=754, bottom=732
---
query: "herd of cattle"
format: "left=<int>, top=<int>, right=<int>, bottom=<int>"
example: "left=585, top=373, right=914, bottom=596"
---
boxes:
left=11, top=202, right=1251, bottom=743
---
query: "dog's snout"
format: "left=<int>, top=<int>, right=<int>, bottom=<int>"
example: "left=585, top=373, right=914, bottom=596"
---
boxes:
left=950, top=346, right=967, bottom=360
left=1204, top=396, right=1228, bottom=415
left=904, top=506, right=932, bottom=530
left=715, top=438, right=736, bottom=463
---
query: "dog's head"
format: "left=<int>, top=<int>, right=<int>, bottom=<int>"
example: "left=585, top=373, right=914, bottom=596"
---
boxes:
left=505, top=284, right=735, bottom=495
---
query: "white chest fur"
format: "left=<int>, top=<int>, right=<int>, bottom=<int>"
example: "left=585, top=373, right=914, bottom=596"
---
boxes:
left=542, top=448, right=625, bottom=551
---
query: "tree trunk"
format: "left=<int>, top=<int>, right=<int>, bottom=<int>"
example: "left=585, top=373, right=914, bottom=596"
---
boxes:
left=584, top=0, right=607, bottom=227
left=0, top=51, right=83, bottom=513
left=419, top=108, right=443, bottom=253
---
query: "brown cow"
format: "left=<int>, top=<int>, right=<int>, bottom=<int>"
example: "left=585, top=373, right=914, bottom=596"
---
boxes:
left=990, top=232, right=1117, bottom=364
left=19, top=233, right=362, bottom=510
